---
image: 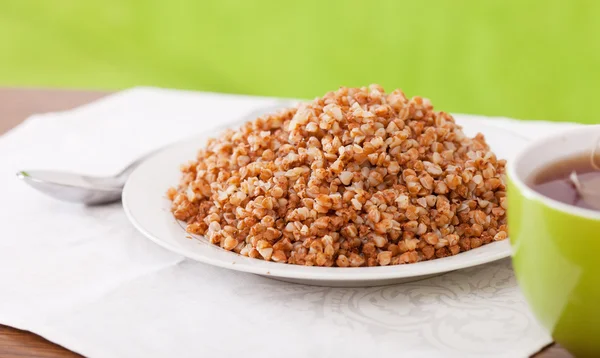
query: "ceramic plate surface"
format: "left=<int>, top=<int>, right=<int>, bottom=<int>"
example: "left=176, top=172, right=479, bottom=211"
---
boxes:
left=123, top=117, right=526, bottom=287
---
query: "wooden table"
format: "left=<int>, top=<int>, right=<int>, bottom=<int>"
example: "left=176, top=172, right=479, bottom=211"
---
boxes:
left=0, top=88, right=571, bottom=358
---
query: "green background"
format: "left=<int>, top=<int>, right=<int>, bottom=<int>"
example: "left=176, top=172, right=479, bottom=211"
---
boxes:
left=1, top=0, right=599, bottom=123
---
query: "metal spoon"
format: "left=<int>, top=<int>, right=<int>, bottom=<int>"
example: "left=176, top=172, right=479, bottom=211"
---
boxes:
left=16, top=101, right=296, bottom=205
left=16, top=156, right=147, bottom=205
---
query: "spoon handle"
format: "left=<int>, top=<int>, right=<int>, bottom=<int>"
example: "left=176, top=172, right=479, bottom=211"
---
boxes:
left=114, top=147, right=163, bottom=183
left=114, top=100, right=297, bottom=185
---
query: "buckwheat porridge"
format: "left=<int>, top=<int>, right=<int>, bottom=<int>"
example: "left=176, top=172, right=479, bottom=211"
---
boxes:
left=167, top=85, right=507, bottom=267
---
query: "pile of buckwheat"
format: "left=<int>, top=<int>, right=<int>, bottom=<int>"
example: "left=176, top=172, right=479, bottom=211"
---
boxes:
left=168, top=85, right=508, bottom=267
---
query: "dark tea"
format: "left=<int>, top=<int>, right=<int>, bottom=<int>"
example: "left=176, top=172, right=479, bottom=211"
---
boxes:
left=530, top=152, right=600, bottom=210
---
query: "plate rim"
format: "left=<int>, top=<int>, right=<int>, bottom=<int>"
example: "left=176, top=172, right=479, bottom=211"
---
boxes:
left=124, top=196, right=510, bottom=280
left=123, top=120, right=516, bottom=282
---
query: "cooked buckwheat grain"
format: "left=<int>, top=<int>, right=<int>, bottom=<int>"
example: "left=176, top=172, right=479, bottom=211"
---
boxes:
left=168, top=85, right=508, bottom=267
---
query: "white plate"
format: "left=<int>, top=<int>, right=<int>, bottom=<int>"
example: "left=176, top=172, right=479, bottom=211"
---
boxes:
left=123, top=118, right=526, bottom=287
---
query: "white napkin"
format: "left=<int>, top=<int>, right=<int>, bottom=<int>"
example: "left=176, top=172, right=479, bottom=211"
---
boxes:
left=0, top=88, right=577, bottom=358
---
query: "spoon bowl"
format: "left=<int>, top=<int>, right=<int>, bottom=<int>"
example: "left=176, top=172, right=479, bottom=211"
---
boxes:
left=17, top=170, right=124, bottom=205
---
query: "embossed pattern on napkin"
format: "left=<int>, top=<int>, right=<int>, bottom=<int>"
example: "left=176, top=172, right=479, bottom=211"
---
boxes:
left=0, top=88, right=574, bottom=358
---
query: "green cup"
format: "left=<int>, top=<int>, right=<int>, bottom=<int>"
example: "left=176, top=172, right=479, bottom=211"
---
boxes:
left=507, top=125, right=600, bottom=357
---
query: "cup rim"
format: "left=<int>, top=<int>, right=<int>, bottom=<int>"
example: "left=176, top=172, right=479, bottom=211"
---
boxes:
left=507, top=124, right=600, bottom=221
